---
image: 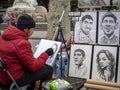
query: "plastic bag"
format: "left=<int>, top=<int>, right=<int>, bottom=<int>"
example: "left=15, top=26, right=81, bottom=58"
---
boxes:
left=49, top=79, right=72, bottom=90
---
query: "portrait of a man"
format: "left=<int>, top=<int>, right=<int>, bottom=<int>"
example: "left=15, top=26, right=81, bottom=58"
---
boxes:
left=74, top=12, right=97, bottom=44
left=98, top=12, right=120, bottom=45
left=73, top=48, right=87, bottom=77
left=69, top=44, right=92, bottom=79
left=92, top=45, right=117, bottom=82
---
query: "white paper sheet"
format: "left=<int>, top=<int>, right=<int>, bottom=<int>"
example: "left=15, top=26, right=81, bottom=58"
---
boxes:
left=34, top=39, right=62, bottom=66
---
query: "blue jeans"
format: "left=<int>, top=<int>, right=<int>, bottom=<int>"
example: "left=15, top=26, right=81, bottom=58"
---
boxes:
left=53, top=52, right=68, bottom=78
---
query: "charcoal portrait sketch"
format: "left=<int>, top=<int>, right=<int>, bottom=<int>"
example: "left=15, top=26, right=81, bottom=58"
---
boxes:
left=92, top=45, right=117, bottom=82
left=74, top=12, right=97, bottom=44
left=69, top=44, right=92, bottom=79
left=52, top=43, right=58, bottom=54
left=34, top=39, right=61, bottom=66
left=98, top=12, right=120, bottom=45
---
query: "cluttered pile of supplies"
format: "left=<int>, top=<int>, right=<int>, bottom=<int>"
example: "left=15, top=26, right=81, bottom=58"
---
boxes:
left=43, top=78, right=73, bottom=90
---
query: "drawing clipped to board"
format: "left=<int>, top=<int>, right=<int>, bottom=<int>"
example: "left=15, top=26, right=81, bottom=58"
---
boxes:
left=34, top=39, right=62, bottom=66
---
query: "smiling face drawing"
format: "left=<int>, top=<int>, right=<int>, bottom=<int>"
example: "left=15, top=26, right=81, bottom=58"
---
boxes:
left=98, top=53, right=111, bottom=69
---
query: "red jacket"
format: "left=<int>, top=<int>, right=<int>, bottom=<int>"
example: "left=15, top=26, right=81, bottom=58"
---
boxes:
left=0, top=26, right=49, bottom=84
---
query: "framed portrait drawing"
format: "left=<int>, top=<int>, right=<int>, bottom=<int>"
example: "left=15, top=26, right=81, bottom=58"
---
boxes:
left=69, top=44, right=92, bottom=79
left=91, top=45, right=117, bottom=82
left=34, top=39, right=62, bottom=66
left=98, top=11, right=120, bottom=45
left=74, top=11, right=97, bottom=44
left=117, top=47, right=120, bottom=83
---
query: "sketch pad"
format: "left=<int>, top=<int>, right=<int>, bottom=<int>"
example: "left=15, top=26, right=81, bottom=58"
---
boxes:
left=34, top=39, right=62, bottom=66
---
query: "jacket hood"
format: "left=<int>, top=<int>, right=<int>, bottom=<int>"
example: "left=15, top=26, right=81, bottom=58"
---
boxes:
left=2, top=26, right=28, bottom=40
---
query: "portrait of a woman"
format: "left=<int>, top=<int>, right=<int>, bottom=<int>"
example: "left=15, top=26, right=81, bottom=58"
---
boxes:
left=96, top=49, right=115, bottom=81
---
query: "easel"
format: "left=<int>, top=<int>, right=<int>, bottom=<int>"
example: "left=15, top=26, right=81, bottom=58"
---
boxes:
left=52, top=11, right=69, bottom=78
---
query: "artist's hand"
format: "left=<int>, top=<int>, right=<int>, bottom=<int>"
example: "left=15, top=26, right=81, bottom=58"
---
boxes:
left=65, top=31, right=74, bottom=48
left=45, top=48, right=54, bottom=56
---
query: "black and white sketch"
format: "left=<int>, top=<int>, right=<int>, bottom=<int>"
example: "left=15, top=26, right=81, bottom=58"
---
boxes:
left=34, top=39, right=61, bottom=66
left=117, top=47, right=120, bottom=83
left=92, top=45, right=117, bottom=82
left=69, top=44, right=92, bottom=79
left=77, top=0, right=110, bottom=8
left=98, top=11, right=120, bottom=45
left=52, top=43, right=58, bottom=54
left=74, top=12, right=97, bottom=44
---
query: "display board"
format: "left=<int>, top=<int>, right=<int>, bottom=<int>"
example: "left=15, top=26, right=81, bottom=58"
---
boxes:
left=70, top=11, right=120, bottom=82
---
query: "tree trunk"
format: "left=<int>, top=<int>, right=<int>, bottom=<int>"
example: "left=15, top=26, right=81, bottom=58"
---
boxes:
left=47, top=0, right=71, bottom=40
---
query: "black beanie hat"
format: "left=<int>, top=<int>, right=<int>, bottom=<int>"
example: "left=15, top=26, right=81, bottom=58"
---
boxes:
left=17, top=14, right=35, bottom=30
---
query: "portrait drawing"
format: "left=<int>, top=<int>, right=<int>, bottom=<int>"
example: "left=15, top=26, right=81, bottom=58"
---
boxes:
left=34, top=39, right=61, bottom=66
left=74, top=12, right=97, bottom=44
left=91, top=45, right=117, bottom=82
left=98, top=11, right=120, bottom=45
left=69, top=44, right=92, bottom=79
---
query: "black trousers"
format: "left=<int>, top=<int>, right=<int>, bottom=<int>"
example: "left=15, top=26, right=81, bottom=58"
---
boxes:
left=16, top=64, right=53, bottom=90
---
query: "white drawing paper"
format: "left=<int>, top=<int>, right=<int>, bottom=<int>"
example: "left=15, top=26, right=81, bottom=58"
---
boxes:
left=34, top=39, right=62, bottom=66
